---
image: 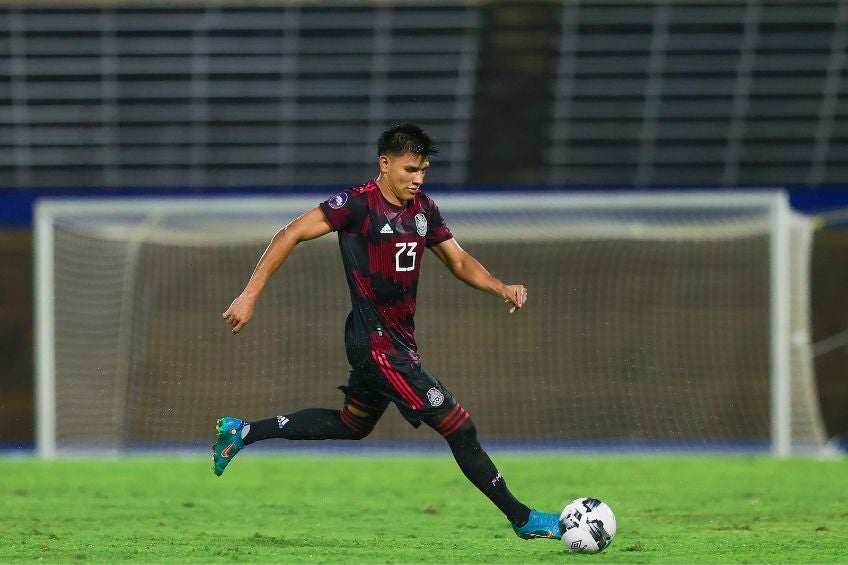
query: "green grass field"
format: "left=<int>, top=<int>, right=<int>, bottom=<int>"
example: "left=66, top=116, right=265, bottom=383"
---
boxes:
left=2, top=453, right=847, bottom=564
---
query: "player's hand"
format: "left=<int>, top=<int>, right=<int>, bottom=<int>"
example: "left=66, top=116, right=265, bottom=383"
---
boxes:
left=502, top=284, right=528, bottom=314
left=222, top=293, right=257, bottom=334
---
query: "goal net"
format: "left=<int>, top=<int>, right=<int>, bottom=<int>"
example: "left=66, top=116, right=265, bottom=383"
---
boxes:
left=35, top=191, right=829, bottom=457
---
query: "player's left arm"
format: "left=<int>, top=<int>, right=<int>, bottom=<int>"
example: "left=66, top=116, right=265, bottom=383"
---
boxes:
left=429, top=238, right=528, bottom=314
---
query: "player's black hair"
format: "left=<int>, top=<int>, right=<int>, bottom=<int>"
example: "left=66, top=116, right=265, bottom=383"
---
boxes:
left=377, top=123, right=439, bottom=158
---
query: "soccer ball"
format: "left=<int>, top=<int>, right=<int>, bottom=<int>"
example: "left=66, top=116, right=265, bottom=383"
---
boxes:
left=559, top=497, right=617, bottom=553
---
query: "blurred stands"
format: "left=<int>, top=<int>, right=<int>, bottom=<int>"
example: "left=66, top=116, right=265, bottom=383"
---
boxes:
left=0, top=1, right=846, bottom=188
left=0, top=2, right=479, bottom=187
left=546, top=1, right=848, bottom=186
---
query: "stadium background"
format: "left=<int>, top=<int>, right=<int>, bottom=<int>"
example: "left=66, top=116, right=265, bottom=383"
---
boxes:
left=1, top=0, right=847, bottom=450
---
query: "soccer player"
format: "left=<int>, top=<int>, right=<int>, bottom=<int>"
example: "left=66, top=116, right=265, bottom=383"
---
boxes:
left=214, top=123, right=561, bottom=540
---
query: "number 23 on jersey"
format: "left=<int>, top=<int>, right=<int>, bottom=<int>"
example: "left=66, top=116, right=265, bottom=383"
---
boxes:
left=394, top=242, right=417, bottom=272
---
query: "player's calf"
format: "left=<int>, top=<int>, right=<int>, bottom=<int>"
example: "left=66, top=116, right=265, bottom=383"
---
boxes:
left=218, top=404, right=382, bottom=451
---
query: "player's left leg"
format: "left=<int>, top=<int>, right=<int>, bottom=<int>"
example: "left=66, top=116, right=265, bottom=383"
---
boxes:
left=369, top=357, right=561, bottom=540
left=423, top=409, right=561, bottom=539
left=427, top=411, right=529, bottom=524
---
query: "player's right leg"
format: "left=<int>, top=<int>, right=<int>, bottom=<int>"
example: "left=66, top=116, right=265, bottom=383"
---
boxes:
left=212, top=416, right=247, bottom=476
left=212, top=386, right=388, bottom=476
left=242, top=400, right=385, bottom=443
left=211, top=405, right=381, bottom=476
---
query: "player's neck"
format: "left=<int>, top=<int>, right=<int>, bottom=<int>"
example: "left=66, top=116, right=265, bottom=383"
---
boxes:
left=375, top=176, right=406, bottom=208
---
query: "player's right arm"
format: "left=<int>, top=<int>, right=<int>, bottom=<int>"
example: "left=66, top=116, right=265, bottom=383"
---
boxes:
left=223, top=206, right=332, bottom=334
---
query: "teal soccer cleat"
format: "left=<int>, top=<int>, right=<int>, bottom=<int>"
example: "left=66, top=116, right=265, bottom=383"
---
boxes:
left=512, top=508, right=562, bottom=540
left=212, top=417, right=246, bottom=476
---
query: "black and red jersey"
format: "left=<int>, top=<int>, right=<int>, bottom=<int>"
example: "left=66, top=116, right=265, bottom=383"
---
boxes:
left=319, top=180, right=453, bottom=363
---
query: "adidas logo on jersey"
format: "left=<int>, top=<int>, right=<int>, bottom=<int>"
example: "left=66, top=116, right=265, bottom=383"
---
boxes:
left=380, top=223, right=393, bottom=234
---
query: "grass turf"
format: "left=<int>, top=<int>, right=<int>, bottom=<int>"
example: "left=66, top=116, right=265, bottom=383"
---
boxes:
left=1, top=454, right=847, bottom=563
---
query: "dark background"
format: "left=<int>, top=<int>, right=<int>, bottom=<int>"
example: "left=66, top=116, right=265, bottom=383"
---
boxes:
left=1, top=0, right=848, bottom=447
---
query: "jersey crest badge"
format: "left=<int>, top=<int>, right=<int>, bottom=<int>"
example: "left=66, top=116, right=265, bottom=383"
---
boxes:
left=327, top=192, right=348, bottom=209
left=426, top=387, right=444, bottom=407
left=414, top=213, right=427, bottom=237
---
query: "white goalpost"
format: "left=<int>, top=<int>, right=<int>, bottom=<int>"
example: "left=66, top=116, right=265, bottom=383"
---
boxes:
left=34, top=191, right=830, bottom=458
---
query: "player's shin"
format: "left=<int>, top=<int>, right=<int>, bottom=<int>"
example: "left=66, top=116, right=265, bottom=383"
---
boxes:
left=441, top=419, right=531, bottom=527
left=243, top=407, right=376, bottom=443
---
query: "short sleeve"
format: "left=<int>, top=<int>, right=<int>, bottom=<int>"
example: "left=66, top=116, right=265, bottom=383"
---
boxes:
left=319, top=189, right=358, bottom=232
left=425, top=200, right=453, bottom=247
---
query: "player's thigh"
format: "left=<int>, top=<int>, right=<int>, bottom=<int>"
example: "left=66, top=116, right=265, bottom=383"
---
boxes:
left=367, top=353, right=471, bottom=436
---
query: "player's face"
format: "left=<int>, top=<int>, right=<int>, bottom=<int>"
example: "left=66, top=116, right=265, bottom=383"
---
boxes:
left=378, top=153, right=429, bottom=204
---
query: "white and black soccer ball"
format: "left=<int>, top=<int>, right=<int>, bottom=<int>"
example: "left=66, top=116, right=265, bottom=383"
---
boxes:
left=559, top=497, right=617, bottom=554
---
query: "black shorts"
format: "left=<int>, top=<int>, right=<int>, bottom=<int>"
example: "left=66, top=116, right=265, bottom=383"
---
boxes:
left=339, top=350, right=469, bottom=435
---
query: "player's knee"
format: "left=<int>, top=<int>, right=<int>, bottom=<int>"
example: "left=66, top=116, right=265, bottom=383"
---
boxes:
left=456, top=418, right=477, bottom=439
left=443, top=417, right=487, bottom=465
left=432, top=403, right=474, bottom=440
left=339, top=405, right=379, bottom=440
left=443, top=414, right=477, bottom=447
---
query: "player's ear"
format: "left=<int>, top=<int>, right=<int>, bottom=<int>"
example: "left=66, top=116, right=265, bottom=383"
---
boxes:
left=378, top=154, right=390, bottom=173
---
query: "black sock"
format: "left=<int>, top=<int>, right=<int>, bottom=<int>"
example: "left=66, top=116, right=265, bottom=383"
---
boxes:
left=445, top=422, right=531, bottom=527
left=243, top=408, right=365, bottom=444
